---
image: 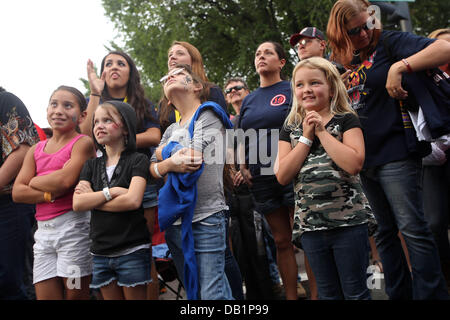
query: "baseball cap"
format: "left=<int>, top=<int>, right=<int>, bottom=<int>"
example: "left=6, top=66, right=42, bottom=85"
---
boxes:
left=289, top=27, right=325, bottom=47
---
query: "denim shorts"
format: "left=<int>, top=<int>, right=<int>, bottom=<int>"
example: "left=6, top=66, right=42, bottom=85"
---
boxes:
left=90, top=248, right=152, bottom=289
left=249, top=175, right=294, bottom=215
left=142, top=183, right=158, bottom=209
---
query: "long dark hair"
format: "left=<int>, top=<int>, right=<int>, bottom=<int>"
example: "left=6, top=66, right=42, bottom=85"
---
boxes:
left=51, top=85, right=87, bottom=112
left=256, top=41, right=288, bottom=80
left=100, top=51, right=154, bottom=131
left=50, top=85, right=88, bottom=133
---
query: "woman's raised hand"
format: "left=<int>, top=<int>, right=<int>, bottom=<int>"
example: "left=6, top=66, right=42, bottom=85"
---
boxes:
left=87, top=59, right=106, bottom=95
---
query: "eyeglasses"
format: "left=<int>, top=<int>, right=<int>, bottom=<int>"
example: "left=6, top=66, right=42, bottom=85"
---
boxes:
left=159, top=67, right=185, bottom=84
left=347, top=23, right=371, bottom=36
left=225, top=85, right=245, bottom=94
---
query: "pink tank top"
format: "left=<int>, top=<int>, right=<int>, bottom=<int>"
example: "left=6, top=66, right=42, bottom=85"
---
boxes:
left=34, top=134, right=86, bottom=221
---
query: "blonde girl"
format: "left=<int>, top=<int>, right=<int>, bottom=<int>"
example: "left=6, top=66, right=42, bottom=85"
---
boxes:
left=276, top=57, right=372, bottom=299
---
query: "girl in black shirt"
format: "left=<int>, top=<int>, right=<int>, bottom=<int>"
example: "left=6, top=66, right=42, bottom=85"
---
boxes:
left=74, top=101, right=151, bottom=300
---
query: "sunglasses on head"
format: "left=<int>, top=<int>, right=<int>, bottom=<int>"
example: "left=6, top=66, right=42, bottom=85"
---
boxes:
left=347, top=22, right=371, bottom=36
left=225, top=85, right=245, bottom=94
left=159, top=67, right=185, bottom=84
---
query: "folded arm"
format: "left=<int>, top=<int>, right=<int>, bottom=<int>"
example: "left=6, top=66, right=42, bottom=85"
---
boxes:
left=73, top=176, right=146, bottom=212
left=12, top=145, right=47, bottom=204
left=150, top=147, right=202, bottom=178
left=29, top=136, right=96, bottom=194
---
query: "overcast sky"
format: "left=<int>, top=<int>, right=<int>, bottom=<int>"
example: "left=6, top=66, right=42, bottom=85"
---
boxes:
left=1, top=0, right=123, bottom=128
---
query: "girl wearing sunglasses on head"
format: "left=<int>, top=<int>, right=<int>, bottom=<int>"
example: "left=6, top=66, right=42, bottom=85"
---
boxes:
left=159, top=41, right=228, bottom=134
left=158, top=41, right=242, bottom=300
left=151, top=64, right=233, bottom=300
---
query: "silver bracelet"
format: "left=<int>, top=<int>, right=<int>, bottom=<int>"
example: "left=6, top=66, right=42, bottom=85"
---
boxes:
left=102, top=187, right=112, bottom=201
left=154, top=163, right=163, bottom=178
left=299, top=136, right=313, bottom=147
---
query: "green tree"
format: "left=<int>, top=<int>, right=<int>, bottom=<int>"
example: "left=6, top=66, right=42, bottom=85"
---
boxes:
left=409, top=0, right=449, bottom=36
left=101, top=0, right=448, bottom=102
left=102, top=0, right=334, bottom=101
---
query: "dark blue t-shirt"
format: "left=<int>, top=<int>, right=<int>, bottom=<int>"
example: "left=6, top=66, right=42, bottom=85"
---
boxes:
left=238, top=80, right=291, bottom=176
left=347, top=30, right=434, bottom=168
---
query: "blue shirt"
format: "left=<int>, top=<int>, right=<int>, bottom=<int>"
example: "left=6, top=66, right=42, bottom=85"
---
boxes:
left=347, top=30, right=433, bottom=168
left=238, top=80, right=291, bottom=176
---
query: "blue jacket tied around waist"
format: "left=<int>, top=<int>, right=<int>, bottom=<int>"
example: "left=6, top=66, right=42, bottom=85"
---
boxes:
left=158, top=101, right=233, bottom=300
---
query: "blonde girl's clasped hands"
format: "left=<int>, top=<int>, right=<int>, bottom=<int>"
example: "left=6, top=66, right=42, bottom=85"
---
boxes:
left=276, top=57, right=373, bottom=300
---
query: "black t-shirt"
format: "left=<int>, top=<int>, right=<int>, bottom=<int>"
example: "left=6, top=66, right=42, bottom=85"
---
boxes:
left=0, top=91, right=39, bottom=167
left=79, top=151, right=150, bottom=255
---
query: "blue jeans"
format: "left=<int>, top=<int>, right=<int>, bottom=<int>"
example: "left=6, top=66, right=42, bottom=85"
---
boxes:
left=360, top=157, right=449, bottom=300
left=0, top=196, right=35, bottom=300
left=142, top=183, right=158, bottom=209
left=422, top=163, right=450, bottom=261
left=301, top=224, right=371, bottom=300
left=165, top=210, right=233, bottom=300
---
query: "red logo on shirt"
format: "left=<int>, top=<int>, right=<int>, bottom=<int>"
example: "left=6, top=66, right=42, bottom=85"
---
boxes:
left=270, top=94, right=286, bottom=106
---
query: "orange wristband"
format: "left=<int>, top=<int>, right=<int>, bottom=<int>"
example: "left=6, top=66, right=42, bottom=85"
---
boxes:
left=44, top=192, right=54, bottom=203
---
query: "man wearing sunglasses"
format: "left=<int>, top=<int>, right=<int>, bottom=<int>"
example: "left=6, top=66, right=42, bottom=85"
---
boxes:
left=289, top=27, right=327, bottom=61
left=289, top=26, right=350, bottom=84
left=224, top=78, right=250, bottom=127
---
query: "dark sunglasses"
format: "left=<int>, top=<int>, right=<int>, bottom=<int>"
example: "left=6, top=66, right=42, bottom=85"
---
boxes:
left=225, top=85, right=245, bottom=94
left=347, top=23, right=371, bottom=36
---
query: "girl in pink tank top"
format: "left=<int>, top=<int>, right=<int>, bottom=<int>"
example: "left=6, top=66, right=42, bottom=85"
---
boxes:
left=13, top=86, right=96, bottom=300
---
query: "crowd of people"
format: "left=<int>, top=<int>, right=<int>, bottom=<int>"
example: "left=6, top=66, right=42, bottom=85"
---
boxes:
left=1, top=0, right=450, bottom=300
